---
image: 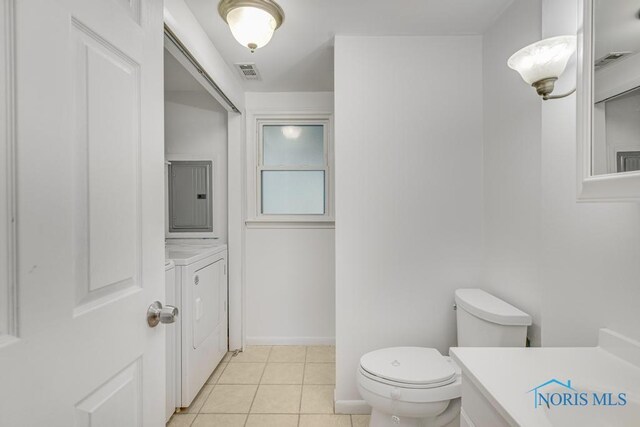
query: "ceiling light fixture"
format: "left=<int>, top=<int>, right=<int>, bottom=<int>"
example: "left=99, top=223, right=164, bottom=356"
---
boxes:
left=218, top=0, right=285, bottom=53
left=508, top=35, right=577, bottom=100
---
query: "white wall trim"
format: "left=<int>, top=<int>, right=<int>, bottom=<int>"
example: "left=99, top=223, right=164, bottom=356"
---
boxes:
left=334, top=399, right=371, bottom=415
left=1, top=0, right=17, bottom=341
left=245, top=220, right=335, bottom=229
left=246, top=336, right=336, bottom=346
left=228, top=111, right=245, bottom=351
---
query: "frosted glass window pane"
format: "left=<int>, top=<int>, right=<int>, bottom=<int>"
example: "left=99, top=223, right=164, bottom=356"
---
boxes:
left=261, top=171, right=325, bottom=214
left=263, top=125, right=324, bottom=166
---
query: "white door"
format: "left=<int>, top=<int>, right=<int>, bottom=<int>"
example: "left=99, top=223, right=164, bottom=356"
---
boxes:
left=0, top=0, right=166, bottom=425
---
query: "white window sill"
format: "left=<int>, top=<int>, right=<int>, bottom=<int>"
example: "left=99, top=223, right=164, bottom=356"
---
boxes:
left=245, top=219, right=335, bottom=229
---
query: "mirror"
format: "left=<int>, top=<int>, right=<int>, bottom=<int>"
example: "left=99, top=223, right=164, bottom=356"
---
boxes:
left=577, top=0, right=640, bottom=200
left=592, top=0, right=640, bottom=175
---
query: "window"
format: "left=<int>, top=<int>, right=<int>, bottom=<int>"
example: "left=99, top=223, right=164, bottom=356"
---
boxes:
left=256, top=119, right=332, bottom=221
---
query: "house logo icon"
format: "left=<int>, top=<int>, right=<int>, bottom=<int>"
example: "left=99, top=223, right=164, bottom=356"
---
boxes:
left=527, top=378, right=627, bottom=409
left=528, top=379, right=576, bottom=409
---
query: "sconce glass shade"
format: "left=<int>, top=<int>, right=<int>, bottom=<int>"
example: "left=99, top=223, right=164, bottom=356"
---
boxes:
left=507, top=35, right=577, bottom=85
left=218, top=0, right=284, bottom=52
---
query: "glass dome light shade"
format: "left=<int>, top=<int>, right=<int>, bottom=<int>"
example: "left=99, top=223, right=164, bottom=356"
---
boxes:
left=507, top=35, right=577, bottom=85
left=226, top=6, right=277, bottom=51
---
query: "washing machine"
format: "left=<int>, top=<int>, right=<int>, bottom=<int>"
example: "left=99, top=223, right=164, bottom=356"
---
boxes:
left=165, top=239, right=228, bottom=409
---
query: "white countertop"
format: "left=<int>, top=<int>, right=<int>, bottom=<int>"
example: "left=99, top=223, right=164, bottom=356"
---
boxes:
left=450, top=330, right=640, bottom=427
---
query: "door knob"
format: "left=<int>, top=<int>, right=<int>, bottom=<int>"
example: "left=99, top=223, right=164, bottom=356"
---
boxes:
left=147, top=301, right=179, bottom=327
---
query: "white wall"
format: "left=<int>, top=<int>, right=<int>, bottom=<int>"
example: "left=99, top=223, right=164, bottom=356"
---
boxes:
left=334, top=36, right=484, bottom=407
left=539, top=0, right=640, bottom=346
left=165, top=90, right=228, bottom=241
left=245, top=228, right=335, bottom=344
left=481, top=0, right=543, bottom=345
left=244, top=92, right=335, bottom=345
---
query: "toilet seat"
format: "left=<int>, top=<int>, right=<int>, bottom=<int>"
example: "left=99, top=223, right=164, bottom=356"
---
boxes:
left=360, top=347, right=456, bottom=388
left=357, top=347, right=461, bottom=404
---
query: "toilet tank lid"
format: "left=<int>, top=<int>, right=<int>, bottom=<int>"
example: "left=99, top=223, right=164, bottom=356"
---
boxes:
left=455, top=289, right=532, bottom=326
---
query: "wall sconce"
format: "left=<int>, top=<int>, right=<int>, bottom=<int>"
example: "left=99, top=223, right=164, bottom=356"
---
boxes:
left=508, top=35, right=577, bottom=100
left=218, top=0, right=285, bottom=53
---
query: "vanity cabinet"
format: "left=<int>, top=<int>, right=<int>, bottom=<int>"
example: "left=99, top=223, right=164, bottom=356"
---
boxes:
left=460, top=373, right=511, bottom=427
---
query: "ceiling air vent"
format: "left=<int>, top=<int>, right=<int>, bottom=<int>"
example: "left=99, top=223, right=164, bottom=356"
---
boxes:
left=235, top=63, right=261, bottom=81
left=595, top=52, right=633, bottom=69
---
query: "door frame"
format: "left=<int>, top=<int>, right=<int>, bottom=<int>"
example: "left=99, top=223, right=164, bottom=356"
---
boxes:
left=0, top=0, right=17, bottom=347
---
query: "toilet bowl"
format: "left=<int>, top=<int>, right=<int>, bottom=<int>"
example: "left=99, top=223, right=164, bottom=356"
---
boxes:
left=357, top=347, right=461, bottom=427
left=357, top=289, right=532, bottom=427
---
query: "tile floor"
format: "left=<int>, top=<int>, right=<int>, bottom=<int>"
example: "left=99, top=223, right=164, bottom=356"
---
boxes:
left=167, top=345, right=370, bottom=427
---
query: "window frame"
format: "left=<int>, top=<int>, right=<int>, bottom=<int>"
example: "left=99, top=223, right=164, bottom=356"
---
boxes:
left=252, top=114, right=334, bottom=224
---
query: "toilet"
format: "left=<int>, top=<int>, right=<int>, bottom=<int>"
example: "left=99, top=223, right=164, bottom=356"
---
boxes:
left=357, top=289, right=532, bottom=427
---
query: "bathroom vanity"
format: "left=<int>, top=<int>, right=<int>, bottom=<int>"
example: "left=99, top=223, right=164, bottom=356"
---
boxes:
left=450, top=329, right=640, bottom=426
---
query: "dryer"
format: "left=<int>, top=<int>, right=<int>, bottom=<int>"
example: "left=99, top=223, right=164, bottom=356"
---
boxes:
left=165, top=240, right=228, bottom=409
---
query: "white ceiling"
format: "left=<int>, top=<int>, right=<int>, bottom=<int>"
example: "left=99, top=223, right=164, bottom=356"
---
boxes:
left=594, top=0, right=640, bottom=59
left=184, top=0, right=514, bottom=92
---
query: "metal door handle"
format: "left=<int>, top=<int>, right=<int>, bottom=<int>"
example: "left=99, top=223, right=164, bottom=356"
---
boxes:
left=147, top=301, right=179, bottom=327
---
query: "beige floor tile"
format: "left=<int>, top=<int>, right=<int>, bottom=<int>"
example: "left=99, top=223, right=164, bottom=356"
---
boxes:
left=245, top=414, right=299, bottom=427
left=299, top=414, right=352, bottom=427
left=300, top=385, right=335, bottom=414
left=200, top=385, right=257, bottom=414
left=181, top=385, right=214, bottom=414
left=191, top=414, right=246, bottom=427
left=250, top=385, right=302, bottom=414
left=217, top=362, right=265, bottom=384
left=206, top=363, right=228, bottom=385
left=167, top=414, right=196, bottom=427
left=261, top=363, right=304, bottom=384
left=351, top=414, right=371, bottom=427
left=229, top=346, right=272, bottom=363
left=304, top=363, right=336, bottom=384
left=269, top=345, right=307, bottom=363
left=306, top=346, right=335, bottom=363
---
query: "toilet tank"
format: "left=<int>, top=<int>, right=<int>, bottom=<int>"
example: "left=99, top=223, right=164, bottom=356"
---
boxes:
left=455, top=289, right=532, bottom=347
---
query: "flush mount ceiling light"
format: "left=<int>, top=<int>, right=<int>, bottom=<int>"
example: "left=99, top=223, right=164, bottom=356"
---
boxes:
left=218, top=0, right=285, bottom=53
left=508, top=35, right=577, bottom=100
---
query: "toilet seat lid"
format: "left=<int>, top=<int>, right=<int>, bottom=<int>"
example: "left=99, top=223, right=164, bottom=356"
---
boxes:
left=360, top=347, right=455, bottom=386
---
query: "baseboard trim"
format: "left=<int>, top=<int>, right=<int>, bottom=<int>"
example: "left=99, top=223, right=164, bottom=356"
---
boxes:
left=246, top=336, right=336, bottom=346
left=334, top=399, right=371, bottom=415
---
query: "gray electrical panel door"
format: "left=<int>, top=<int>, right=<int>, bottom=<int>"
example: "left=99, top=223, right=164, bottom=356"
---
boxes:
left=169, top=161, right=213, bottom=232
